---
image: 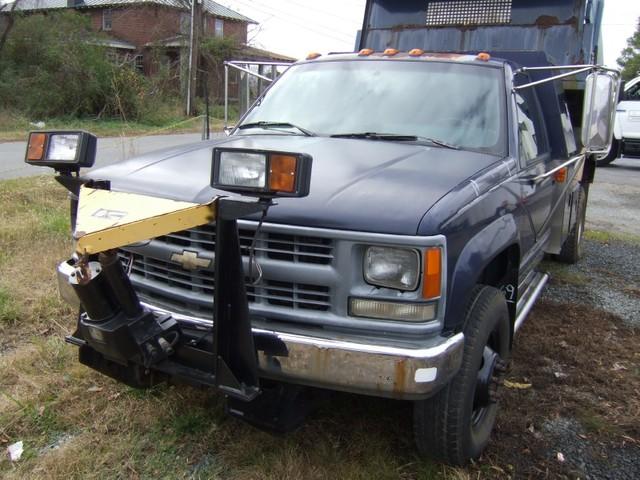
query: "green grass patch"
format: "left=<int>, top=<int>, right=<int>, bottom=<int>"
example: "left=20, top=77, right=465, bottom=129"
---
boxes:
left=584, top=229, right=640, bottom=245
left=0, top=287, right=20, bottom=325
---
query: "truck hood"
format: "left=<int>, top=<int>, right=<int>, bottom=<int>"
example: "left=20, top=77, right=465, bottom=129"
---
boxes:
left=88, top=135, right=499, bottom=235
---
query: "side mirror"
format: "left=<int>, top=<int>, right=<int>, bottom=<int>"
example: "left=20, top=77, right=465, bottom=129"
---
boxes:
left=581, top=72, right=620, bottom=154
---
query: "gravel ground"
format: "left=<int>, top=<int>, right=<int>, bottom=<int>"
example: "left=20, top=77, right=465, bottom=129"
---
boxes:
left=535, top=232, right=640, bottom=479
left=542, top=239, right=640, bottom=327
left=542, top=417, right=640, bottom=480
left=587, top=157, right=640, bottom=237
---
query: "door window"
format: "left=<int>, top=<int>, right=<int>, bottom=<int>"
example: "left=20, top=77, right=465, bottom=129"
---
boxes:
left=514, top=87, right=549, bottom=163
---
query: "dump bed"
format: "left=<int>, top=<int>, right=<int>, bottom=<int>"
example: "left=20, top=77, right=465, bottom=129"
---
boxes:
left=358, top=0, right=604, bottom=70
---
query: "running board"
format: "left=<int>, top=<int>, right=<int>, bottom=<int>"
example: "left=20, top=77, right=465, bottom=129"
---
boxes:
left=514, top=272, right=549, bottom=334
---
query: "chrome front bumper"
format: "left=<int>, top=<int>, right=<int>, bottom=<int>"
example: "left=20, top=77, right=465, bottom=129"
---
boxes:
left=58, top=260, right=464, bottom=400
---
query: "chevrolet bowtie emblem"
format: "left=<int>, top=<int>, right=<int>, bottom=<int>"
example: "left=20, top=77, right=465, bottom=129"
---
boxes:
left=170, top=250, right=212, bottom=271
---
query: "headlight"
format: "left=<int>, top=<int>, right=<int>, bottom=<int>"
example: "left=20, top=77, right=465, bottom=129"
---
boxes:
left=25, top=130, right=96, bottom=171
left=364, top=246, right=420, bottom=291
left=212, top=148, right=312, bottom=197
left=47, top=134, right=81, bottom=161
left=218, top=151, right=267, bottom=189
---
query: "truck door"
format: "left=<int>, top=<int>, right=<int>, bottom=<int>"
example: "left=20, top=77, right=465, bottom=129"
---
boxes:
left=515, top=85, right=554, bottom=244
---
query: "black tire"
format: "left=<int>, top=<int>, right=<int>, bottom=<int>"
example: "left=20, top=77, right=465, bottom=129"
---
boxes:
left=557, top=184, right=588, bottom=264
left=596, top=138, right=620, bottom=166
left=413, top=285, right=511, bottom=465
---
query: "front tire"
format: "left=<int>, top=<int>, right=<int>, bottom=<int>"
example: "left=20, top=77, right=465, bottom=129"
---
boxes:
left=413, top=286, right=510, bottom=465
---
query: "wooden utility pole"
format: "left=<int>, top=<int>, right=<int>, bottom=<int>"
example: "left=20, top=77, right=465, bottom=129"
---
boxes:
left=186, top=0, right=201, bottom=116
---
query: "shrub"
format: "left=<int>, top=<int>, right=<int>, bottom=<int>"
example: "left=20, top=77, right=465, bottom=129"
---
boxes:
left=0, top=11, right=177, bottom=121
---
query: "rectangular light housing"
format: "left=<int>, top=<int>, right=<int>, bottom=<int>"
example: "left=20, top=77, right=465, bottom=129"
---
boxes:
left=25, top=130, right=97, bottom=170
left=350, top=298, right=436, bottom=322
left=212, top=148, right=312, bottom=197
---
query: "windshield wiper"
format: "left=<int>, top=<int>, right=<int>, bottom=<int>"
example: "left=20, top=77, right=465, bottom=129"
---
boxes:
left=330, top=132, right=459, bottom=150
left=237, top=121, right=316, bottom=137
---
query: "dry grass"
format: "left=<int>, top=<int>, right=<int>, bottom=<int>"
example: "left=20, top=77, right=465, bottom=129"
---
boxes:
left=0, top=177, right=637, bottom=479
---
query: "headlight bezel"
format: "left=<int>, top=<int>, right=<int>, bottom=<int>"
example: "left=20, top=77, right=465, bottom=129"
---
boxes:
left=363, top=245, right=421, bottom=291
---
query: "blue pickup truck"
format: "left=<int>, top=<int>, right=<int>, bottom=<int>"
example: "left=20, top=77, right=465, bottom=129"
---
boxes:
left=31, top=0, right=619, bottom=466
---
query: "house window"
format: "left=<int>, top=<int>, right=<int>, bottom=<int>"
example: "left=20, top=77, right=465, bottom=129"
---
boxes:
left=102, top=9, right=112, bottom=31
left=134, top=54, right=143, bottom=73
left=214, top=18, right=224, bottom=37
left=180, top=12, right=190, bottom=34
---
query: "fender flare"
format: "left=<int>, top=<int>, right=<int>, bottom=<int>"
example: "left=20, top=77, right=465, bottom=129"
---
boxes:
left=445, top=215, right=519, bottom=332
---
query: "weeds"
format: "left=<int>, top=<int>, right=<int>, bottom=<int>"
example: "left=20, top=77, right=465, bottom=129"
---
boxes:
left=0, top=287, right=20, bottom=325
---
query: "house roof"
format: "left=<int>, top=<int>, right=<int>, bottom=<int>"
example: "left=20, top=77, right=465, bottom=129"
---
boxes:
left=0, top=0, right=256, bottom=24
left=93, top=36, right=137, bottom=49
left=239, top=45, right=296, bottom=62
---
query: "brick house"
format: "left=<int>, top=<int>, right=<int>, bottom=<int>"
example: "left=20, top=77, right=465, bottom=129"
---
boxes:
left=1, top=0, right=294, bottom=96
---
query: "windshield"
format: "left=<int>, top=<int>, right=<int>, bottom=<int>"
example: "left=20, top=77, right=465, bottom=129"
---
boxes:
left=237, top=59, right=507, bottom=156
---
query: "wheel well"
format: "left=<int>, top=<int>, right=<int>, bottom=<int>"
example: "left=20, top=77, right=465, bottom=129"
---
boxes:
left=478, top=244, right=520, bottom=325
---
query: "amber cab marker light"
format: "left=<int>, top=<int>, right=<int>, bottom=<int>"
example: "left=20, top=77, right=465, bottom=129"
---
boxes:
left=554, top=167, right=568, bottom=183
left=476, top=52, right=491, bottom=62
left=409, top=48, right=424, bottom=56
left=269, top=154, right=298, bottom=193
left=423, top=247, right=442, bottom=300
left=358, top=48, right=374, bottom=56
left=383, top=48, right=399, bottom=56
left=306, top=52, right=322, bottom=60
left=27, top=132, right=46, bottom=162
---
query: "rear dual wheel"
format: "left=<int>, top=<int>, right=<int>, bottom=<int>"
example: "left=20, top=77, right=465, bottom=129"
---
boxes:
left=557, top=184, right=588, bottom=264
left=413, top=285, right=510, bottom=465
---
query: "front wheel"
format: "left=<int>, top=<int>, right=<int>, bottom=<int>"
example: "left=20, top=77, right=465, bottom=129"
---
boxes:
left=413, top=285, right=510, bottom=465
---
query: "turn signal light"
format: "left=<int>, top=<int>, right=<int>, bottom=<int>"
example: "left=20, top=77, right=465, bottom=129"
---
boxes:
left=476, top=52, right=491, bottom=62
left=269, top=154, right=297, bottom=193
left=554, top=167, right=568, bottom=183
left=27, top=133, right=46, bottom=162
left=423, top=247, right=442, bottom=300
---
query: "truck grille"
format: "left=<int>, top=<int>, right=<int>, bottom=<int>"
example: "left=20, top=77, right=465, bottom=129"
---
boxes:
left=426, top=0, right=512, bottom=26
left=121, top=224, right=334, bottom=319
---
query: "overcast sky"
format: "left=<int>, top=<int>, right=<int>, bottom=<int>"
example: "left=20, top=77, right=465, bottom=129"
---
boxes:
left=221, top=0, right=640, bottom=69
